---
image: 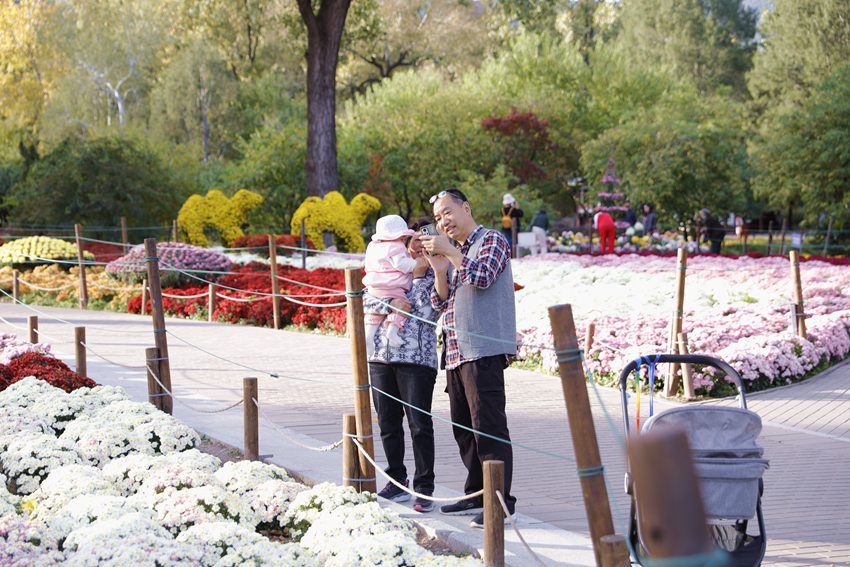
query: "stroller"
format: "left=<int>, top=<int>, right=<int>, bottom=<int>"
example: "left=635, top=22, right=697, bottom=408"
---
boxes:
left=619, top=354, right=768, bottom=566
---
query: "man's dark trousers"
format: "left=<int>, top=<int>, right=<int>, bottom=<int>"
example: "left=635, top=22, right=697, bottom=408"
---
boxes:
left=369, top=363, right=436, bottom=495
left=446, top=354, right=516, bottom=512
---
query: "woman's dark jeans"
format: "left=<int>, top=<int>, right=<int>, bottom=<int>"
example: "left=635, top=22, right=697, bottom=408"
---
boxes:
left=369, top=362, right=437, bottom=495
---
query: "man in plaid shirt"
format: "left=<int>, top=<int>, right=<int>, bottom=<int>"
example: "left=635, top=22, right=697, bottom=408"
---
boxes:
left=420, top=188, right=517, bottom=528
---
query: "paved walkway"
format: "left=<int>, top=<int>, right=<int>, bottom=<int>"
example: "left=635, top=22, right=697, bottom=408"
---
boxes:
left=2, top=303, right=849, bottom=566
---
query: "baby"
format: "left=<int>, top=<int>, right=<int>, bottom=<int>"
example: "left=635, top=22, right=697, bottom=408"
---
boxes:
left=363, top=215, right=428, bottom=349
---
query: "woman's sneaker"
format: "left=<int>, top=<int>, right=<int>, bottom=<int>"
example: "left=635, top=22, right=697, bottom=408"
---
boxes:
left=413, top=497, right=436, bottom=513
left=377, top=480, right=411, bottom=503
left=469, top=511, right=516, bottom=529
left=439, top=498, right=483, bottom=516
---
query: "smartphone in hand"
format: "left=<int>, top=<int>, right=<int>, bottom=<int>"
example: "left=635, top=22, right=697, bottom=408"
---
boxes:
left=420, top=223, right=437, bottom=236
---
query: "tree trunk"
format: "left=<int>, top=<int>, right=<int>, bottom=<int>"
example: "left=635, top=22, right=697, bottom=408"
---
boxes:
left=298, top=0, right=351, bottom=197
left=201, top=105, right=210, bottom=163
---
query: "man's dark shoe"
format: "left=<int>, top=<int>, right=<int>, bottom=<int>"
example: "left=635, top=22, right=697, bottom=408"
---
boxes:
left=413, top=497, right=436, bottom=513
left=439, top=498, right=483, bottom=516
left=469, top=511, right=516, bottom=529
left=377, top=480, right=411, bottom=503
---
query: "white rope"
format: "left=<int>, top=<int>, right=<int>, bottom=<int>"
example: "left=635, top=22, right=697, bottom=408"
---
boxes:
left=351, top=439, right=485, bottom=503
left=0, top=279, right=13, bottom=284
left=0, top=314, right=69, bottom=344
left=254, top=397, right=342, bottom=452
left=496, top=490, right=548, bottom=567
left=81, top=342, right=146, bottom=370
left=145, top=363, right=245, bottom=414
left=224, top=294, right=264, bottom=303
left=17, top=279, right=76, bottom=292
left=280, top=296, right=347, bottom=308
left=161, top=290, right=209, bottom=299
left=275, top=274, right=343, bottom=293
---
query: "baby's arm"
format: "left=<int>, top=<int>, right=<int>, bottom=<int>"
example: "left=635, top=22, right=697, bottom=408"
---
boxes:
left=387, top=246, right=418, bottom=273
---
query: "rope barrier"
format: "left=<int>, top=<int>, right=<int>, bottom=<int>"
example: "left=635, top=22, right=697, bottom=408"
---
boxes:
left=17, top=279, right=76, bottom=292
left=161, top=290, right=210, bottom=300
left=144, top=362, right=245, bottom=415
left=0, top=313, right=68, bottom=345
left=253, top=397, right=342, bottom=452
left=215, top=291, right=267, bottom=303
left=87, top=280, right=142, bottom=292
left=351, top=438, right=484, bottom=502
left=81, top=341, right=146, bottom=370
left=495, top=490, right=548, bottom=567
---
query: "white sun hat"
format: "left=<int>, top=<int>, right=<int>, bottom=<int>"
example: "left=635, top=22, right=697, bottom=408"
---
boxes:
left=503, top=193, right=516, bottom=206
left=372, top=215, right=415, bottom=242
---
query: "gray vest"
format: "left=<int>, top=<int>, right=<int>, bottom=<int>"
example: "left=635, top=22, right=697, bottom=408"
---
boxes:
left=453, top=230, right=517, bottom=359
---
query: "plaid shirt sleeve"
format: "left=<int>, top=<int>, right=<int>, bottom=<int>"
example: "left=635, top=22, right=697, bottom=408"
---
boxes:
left=458, top=230, right=510, bottom=289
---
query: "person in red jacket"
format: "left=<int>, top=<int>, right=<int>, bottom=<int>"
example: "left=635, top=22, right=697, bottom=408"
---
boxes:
left=594, top=210, right=616, bottom=254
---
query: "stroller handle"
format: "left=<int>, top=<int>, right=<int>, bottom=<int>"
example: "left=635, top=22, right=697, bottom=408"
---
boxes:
left=619, top=354, right=748, bottom=436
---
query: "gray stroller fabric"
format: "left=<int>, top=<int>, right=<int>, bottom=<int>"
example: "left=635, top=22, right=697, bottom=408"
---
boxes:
left=642, top=406, right=769, bottom=520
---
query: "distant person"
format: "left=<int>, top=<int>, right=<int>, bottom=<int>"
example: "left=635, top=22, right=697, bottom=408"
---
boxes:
left=528, top=208, right=550, bottom=255
left=500, top=193, right=523, bottom=246
left=624, top=201, right=637, bottom=227
left=698, top=208, right=725, bottom=253
left=363, top=215, right=428, bottom=350
left=594, top=208, right=616, bottom=254
left=640, top=204, right=657, bottom=234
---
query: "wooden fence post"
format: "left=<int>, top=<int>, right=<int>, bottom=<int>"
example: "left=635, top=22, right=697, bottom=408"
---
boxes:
left=301, top=218, right=307, bottom=270
left=767, top=221, right=774, bottom=255
left=511, top=223, right=518, bottom=259
left=243, top=377, right=259, bottom=461
left=172, top=220, right=179, bottom=242
left=207, top=283, right=216, bottom=322
left=483, top=460, right=506, bottom=567
left=342, top=413, right=361, bottom=490
left=144, top=238, right=173, bottom=414
left=823, top=217, right=833, bottom=256
left=677, top=332, right=695, bottom=400
left=12, top=270, right=19, bottom=302
left=345, top=268, right=377, bottom=494
left=789, top=251, right=806, bottom=337
left=120, top=216, right=129, bottom=253
left=269, top=234, right=281, bottom=330
left=74, top=223, right=88, bottom=309
left=145, top=346, right=164, bottom=411
left=75, top=326, right=87, bottom=378
left=627, top=428, right=713, bottom=558
left=28, top=315, right=38, bottom=344
left=600, top=535, right=631, bottom=567
left=584, top=321, right=595, bottom=361
left=779, top=217, right=787, bottom=256
left=665, top=248, right=687, bottom=397
left=548, top=304, right=630, bottom=565
left=141, top=279, right=148, bottom=315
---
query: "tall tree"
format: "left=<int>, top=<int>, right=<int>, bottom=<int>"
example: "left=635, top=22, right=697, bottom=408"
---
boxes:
left=748, top=0, right=850, bottom=109
left=296, top=0, right=352, bottom=197
left=616, top=0, right=757, bottom=96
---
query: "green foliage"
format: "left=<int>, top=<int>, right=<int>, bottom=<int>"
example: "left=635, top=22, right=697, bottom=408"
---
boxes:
left=6, top=136, right=187, bottom=229
left=749, top=0, right=850, bottom=108
left=581, top=90, right=749, bottom=226
left=616, top=0, right=758, bottom=97
left=750, top=65, right=850, bottom=225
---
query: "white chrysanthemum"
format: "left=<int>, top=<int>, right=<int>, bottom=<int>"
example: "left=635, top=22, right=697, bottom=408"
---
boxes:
left=103, top=449, right=220, bottom=496
left=43, top=494, right=150, bottom=544
left=59, top=405, right=200, bottom=466
left=2, top=433, right=82, bottom=495
left=0, top=474, right=19, bottom=516
left=29, top=391, right=87, bottom=436
left=0, top=406, right=50, bottom=450
left=26, top=464, right=119, bottom=521
left=62, top=512, right=202, bottom=566
left=136, top=465, right=218, bottom=499
left=213, top=460, right=291, bottom=496
left=321, top=531, right=430, bottom=567
left=0, top=514, right=62, bottom=566
left=300, top=501, right=416, bottom=556
left=137, top=484, right=253, bottom=535
left=0, top=376, right=60, bottom=409
left=176, top=521, right=318, bottom=567
left=418, top=554, right=484, bottom=566
left=243, top=479, right=307, bottom=529
left=281, top=482, right=374, bottom=540
left=68, top=384, right=130, bottom=414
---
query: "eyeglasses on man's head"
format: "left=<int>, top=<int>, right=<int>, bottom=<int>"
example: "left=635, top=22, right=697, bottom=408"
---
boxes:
left=429, top=188, right=468, bottom=205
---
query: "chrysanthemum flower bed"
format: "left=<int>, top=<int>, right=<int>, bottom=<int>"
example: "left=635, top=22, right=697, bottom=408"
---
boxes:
left=126, top=262, right=347, bottom=333
left=106, top=242, right=232, bottom=288
left=0, top=334, right=95, bottom=393
left=513, top=254, right=850, bottom=396
left=0, top=377, right=480, bottom=566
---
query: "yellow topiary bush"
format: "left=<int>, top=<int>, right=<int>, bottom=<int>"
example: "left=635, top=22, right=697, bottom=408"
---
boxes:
left=0, top=236, right=94, bottom=264
left=290, top=191, right=381, bottom=253
left=177, top=189, right=264, bottom=247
